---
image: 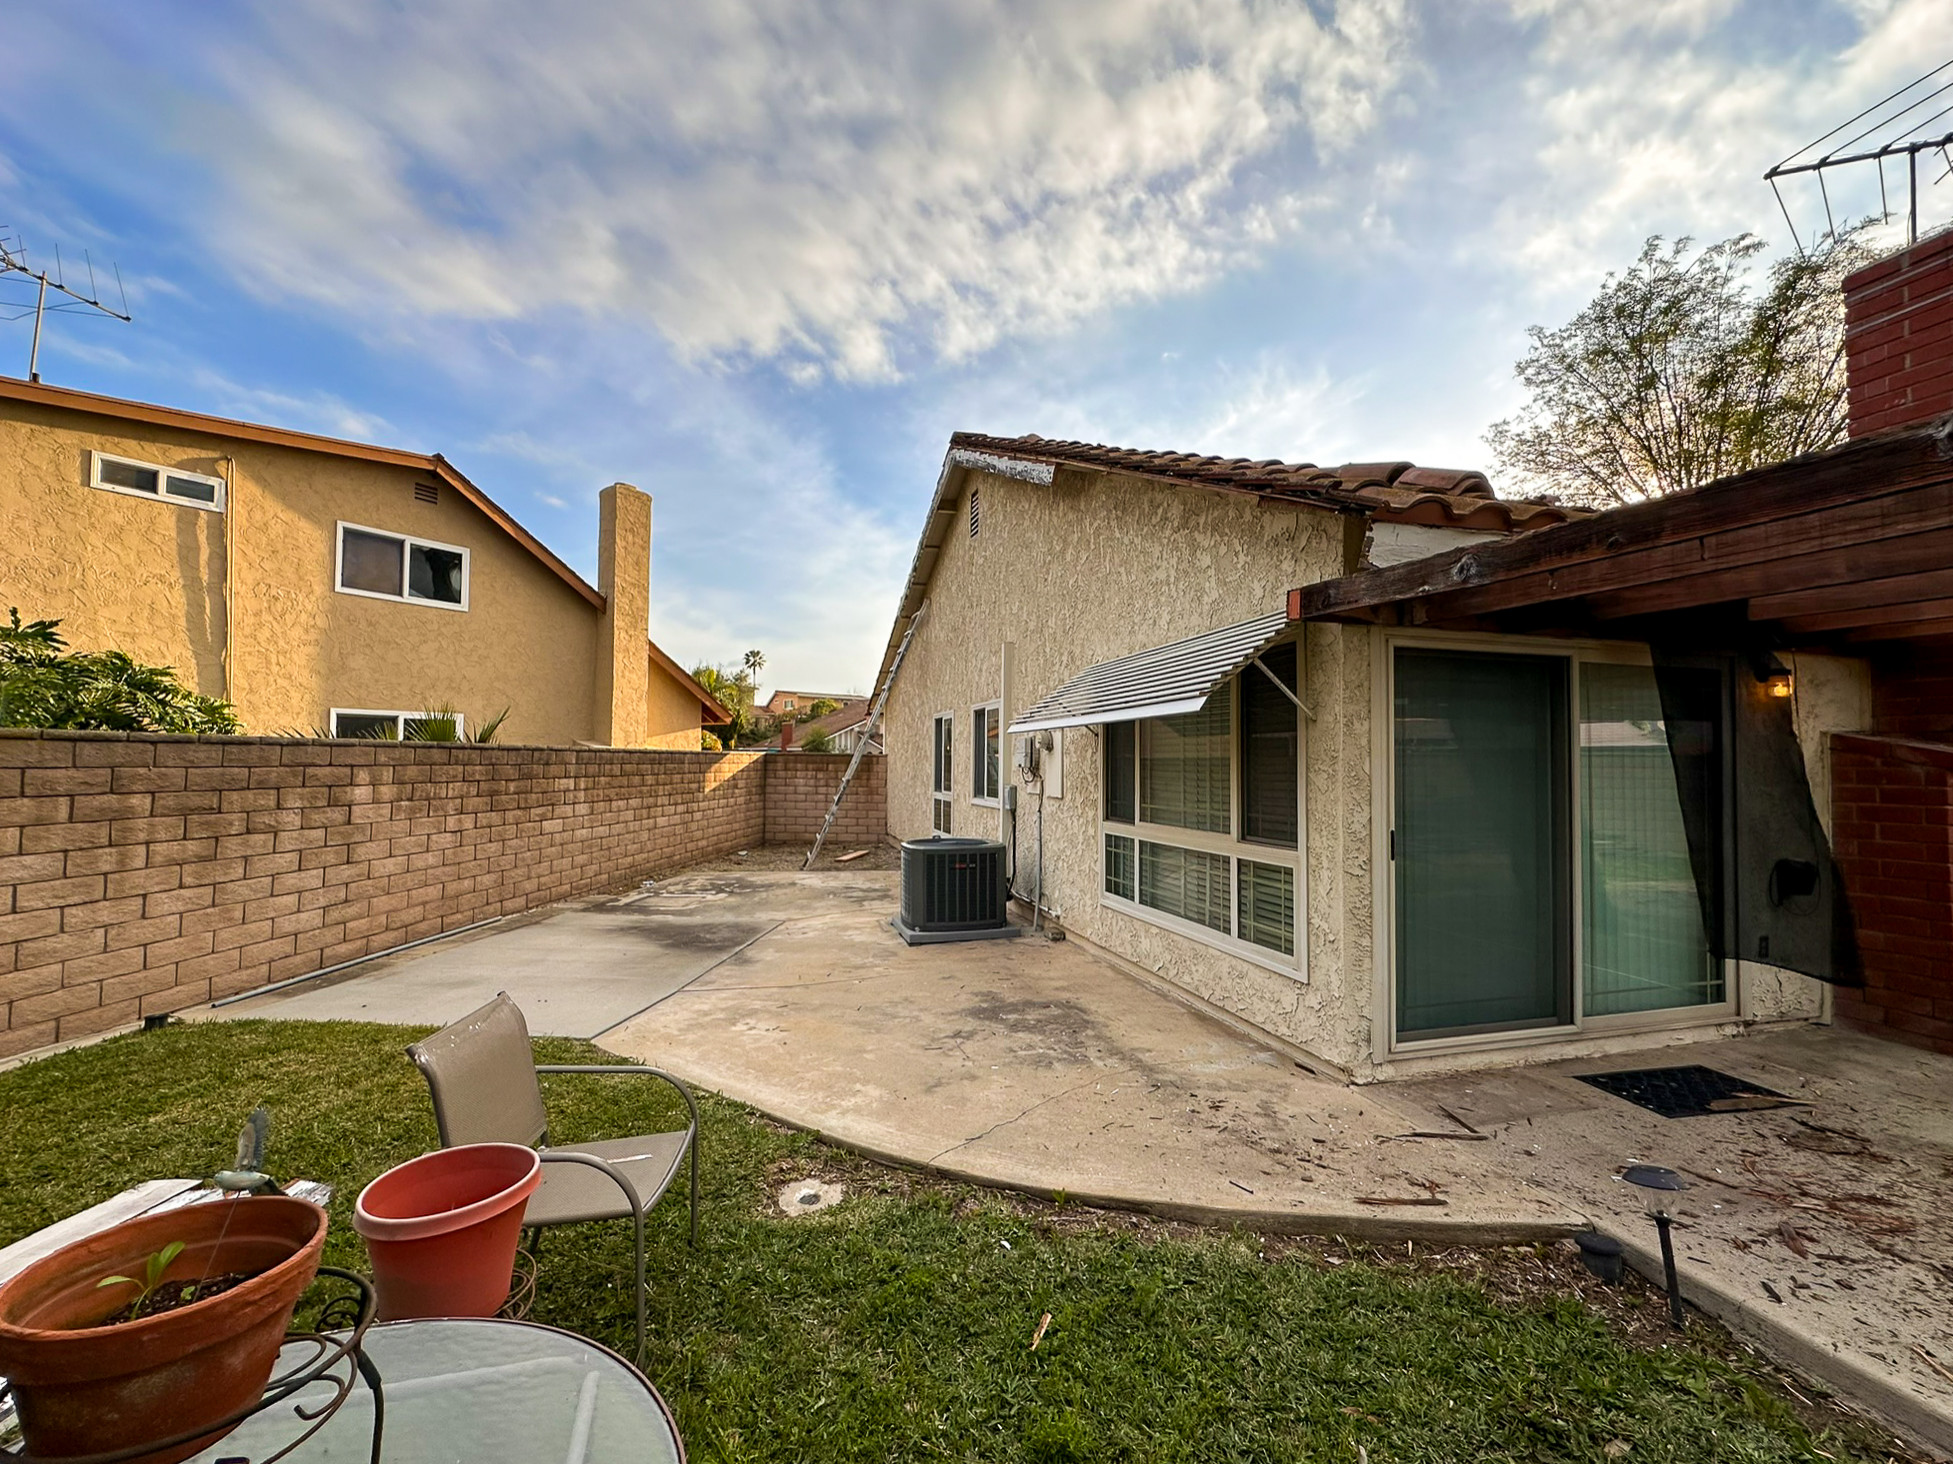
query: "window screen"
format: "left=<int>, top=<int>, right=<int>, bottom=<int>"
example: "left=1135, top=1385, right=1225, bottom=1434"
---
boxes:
left=1104, top=720, right=1136, bottom=824
left=1140, top=686, right=1231, bottom=833
left=1240, top=642, right=1298, bottom=848
left=164, top=474, right=219, bottom=504
left=1138, top=841, right=1230, bottom=932
left=341, top=530, right=405, bottom=596
left=932, top=715, right=953, bottom=794
left=972, top=706, right=1000, bottom=800
left=98, top=458, right=160, bottom=494
left=1237, top=859, right=1296, bottom=956
left=331, top=711, right=399, bottom=739
left=1104, top=833, right=1136, bottom=901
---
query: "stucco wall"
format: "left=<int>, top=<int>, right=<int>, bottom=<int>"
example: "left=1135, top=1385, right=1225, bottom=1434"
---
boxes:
left=0, top=402, right=706, bottom=750
left=884, top=465, right=1859, bottom=1080
left=647, top=665, right=709, bottom=750
left=885, top=467, right=1363, bottom=1067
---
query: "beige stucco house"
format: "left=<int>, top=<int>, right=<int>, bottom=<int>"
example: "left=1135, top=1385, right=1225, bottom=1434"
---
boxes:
left=879, top=433, right=1858, bottom=1082
left=0, top=377, right=728, bottom=747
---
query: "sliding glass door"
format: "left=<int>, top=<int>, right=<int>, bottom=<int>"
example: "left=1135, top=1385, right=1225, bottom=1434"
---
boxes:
left=1393, top=646, right=1724, bottom=1048
left=1579, top=664, right=1721, bottom=1014
left=1394, top=650, right=1571, bottom=1039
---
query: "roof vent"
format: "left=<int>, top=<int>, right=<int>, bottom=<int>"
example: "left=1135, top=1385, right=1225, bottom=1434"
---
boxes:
left=969, top=486, right=980, bottom=539
left=414, top=482, right=440, bottom=504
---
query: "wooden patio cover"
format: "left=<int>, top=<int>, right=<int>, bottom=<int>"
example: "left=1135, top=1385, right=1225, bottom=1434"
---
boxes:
left=1287, top=422, right=1953, bottom=649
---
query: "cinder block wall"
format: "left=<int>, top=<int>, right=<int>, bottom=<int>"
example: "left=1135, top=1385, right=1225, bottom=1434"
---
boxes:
left=0, top=732, right=788, bottom=1057
left=761, top=752, right=888, bottom=846
left=1830, top=732, right=1953, bottom=1056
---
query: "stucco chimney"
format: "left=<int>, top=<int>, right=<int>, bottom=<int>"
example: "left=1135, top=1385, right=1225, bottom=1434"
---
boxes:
left=1844, top=227, right=1953, bottom=437
left=595, top=482, right=652, bottom=747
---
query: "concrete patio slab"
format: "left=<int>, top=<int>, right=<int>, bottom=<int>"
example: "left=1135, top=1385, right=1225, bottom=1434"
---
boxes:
left=1398, top=1029, right=1953, bottom=1458
left=597, top=871, right=1583, bottom=1243
left=208, top=901, right=776, bottom=1038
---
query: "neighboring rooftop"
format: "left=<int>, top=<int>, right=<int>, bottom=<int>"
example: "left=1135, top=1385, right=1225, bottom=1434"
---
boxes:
left=764, top=696, right=875, bottom=749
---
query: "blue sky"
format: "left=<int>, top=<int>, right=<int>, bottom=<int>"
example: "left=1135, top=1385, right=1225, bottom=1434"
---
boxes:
left=3, top=1, right=1949, bottom=695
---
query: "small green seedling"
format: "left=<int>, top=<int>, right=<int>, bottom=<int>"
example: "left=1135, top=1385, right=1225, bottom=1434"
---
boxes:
left=97, top=1240, right=188, bottom=1317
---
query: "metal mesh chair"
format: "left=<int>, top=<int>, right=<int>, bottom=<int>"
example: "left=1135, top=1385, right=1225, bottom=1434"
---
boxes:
left=406, top=993, right=699, bottom=1359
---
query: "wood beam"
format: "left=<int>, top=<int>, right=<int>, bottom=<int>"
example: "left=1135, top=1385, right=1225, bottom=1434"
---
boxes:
left=1411, top=475, right=1953, bottom=625
left=1579, top=525, right=1953, bottom=622
left=1288, top=431, right=1953, bottom=621
left=1748, top=565, right=1953, bottom=621
left=1844, top=616, right=1953, bottom=643
left=1782, top=595, right=1953, bottom=635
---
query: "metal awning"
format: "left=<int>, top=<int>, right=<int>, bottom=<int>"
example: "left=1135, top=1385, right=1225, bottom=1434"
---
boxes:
left=1008, top=611, right=1293, bottom=733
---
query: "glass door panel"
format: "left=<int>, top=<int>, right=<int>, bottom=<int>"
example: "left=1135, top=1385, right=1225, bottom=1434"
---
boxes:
left=1579, top=663, right=1721, bottom=1014
left=1394, top=650, right=1571, bottom=1039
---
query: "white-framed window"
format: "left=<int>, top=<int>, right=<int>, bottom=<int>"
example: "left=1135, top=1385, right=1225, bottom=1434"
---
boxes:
left=335, top=522, right=470, bottom=610
left=330, top=708, right=465, bottom=740
left=971, top=702, right=1001, bottom=805
left=89, top=451, right=225, bottom=512
left=931, top=712, right=954, bottom=834
left=1100, top=641, right=1302, bottom=971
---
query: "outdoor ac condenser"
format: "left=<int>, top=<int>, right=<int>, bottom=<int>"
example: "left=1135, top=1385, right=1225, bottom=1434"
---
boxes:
left=891, top=837, right=1018, bottom=945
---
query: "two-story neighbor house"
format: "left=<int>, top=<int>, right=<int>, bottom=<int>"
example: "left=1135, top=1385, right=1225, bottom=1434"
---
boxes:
left=0, top=377, right=729, bottom=746
left=879, top=432, right=1870, bottom=1081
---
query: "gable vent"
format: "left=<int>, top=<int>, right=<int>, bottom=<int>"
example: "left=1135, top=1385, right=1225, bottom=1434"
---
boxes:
left=414, top=482, right=440, bottom=504
left=969, top=486, right=980, bottom=539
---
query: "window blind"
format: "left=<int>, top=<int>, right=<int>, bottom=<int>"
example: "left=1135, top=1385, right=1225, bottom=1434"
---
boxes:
left=1138, top=841, right=1229, bottom=932
left=1140, top=686, right=1231, bottom=833
left=1240, top=643, right=1298, bottom=848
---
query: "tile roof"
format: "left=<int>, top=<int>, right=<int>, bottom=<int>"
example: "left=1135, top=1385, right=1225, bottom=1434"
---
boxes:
left=947, top=432, right=1580, bottom=533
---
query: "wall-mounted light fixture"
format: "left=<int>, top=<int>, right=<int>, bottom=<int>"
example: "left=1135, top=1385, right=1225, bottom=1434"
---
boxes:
left=1751, top=651, right=1794, bottom=700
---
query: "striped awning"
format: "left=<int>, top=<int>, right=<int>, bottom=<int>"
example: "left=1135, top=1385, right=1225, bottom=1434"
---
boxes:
left=1008, top=611, right=1293, bottom=733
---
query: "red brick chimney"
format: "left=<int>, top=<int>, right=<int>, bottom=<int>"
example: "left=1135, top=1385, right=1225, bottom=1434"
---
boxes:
left=1844, top=227, right=1953, bottom=437
left=779, top=718, right=794, bottom=750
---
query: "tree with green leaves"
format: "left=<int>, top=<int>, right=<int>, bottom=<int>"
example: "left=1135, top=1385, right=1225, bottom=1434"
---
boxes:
left=0, top=611, right=240, bottom=734
left=1487, top=229, right=1871, bottom=508
left=693, top=650, right=773, bottom=748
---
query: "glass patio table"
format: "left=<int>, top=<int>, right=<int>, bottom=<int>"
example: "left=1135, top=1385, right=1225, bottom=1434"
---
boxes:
left=186, top=1317, right=684, bottom=1463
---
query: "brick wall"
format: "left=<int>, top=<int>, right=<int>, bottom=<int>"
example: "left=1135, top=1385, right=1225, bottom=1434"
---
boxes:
left=1871, top=642, right=1953, bottom=739
left=1830, top=732, right=1953, bottom=1056
left=762, top=752, right=887, bottom=846
left=1844, top=226, right=1953, bottom=437
left=0, top=734, right=887, bottom=1058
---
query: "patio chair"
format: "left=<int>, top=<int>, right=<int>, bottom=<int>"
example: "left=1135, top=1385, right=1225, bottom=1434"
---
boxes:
left=406, top=992, right=699, bottom=1358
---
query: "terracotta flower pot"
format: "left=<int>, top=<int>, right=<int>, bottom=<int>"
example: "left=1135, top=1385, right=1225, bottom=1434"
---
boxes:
left=0, top=1195, right=327, bottom=1464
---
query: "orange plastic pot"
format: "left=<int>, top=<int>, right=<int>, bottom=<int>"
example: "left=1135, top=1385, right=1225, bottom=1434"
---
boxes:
left=0, top=1195, right=327, bottom=1464
left=353, top=1143, right=540, bottom=1321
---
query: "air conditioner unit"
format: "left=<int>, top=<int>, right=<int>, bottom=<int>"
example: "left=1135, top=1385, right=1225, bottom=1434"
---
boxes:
left=891, top=836, right=1019, bottom=945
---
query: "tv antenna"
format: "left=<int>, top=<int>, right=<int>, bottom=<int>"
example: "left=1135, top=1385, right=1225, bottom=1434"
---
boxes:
left=0, top=226, right=133, bottom=383
left=1765, top=59, right=1953, bottom=252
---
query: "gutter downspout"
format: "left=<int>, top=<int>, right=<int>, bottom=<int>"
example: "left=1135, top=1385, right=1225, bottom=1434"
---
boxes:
left=221, top=456, right=236, bottom=706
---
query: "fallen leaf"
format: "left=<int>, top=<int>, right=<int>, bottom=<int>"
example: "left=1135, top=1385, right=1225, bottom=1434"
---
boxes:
left=1604, top=1441, right=1631, bottom=1458
left=1778, top=1221, right=1811, bottom=1259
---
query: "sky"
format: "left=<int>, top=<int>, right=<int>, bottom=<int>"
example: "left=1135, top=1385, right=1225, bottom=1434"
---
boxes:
left=3, top=1, right=1950, bottom=697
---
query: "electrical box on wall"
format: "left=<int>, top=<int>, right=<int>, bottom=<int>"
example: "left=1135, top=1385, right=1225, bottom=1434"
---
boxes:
left=1015, top=728, right=1063, bottom=798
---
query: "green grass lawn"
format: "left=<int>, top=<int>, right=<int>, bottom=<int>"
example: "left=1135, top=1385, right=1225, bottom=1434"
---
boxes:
left=0, top=1021, right=1904, bottom=1463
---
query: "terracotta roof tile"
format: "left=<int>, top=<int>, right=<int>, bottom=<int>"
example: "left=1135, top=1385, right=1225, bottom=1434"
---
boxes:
left=948, top=432, right=1581, bottom=534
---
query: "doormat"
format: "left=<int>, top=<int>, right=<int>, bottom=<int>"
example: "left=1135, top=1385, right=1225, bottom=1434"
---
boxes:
left=1575, top=1065, right=1794, bottom=1119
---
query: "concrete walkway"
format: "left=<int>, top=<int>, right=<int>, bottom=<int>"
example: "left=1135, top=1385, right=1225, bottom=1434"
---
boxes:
left=1399, top=1028, right=1953, bottom=1457
left=207, top=866, right=1950, bottom=1452
left=595, top=872, right=1581, bottom=1242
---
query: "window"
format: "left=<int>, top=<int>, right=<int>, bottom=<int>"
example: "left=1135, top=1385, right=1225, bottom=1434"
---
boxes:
left=336, top=522, right=469, bottom=610
left=971, top=703, right=1001, bottom=803
left=1099, top=649, right=1303, bottom=970
left=1240, top=643, right=1299, bottom=847
left=330, top=708, right=464, bottom=740
left=1140, top=686, right=1232, bottom=832
left=931, top=712, right=954, bottom=833
left=90, top=452, right=224, bottom=512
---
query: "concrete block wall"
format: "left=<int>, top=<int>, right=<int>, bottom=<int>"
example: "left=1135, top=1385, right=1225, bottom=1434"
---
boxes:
left=0, top=732, right=898, bottom=1058
left=1830, top=732, right=1953, bottom=1056
left=761, top=752, right=888, bottom=847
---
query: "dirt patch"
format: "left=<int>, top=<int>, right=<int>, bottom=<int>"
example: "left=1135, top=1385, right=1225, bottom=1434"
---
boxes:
left=682, top=842, right=899, bottom=874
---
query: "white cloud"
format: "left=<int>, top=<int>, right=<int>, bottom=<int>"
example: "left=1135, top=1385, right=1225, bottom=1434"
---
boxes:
left=188, top=0, right=1415, bottom=380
